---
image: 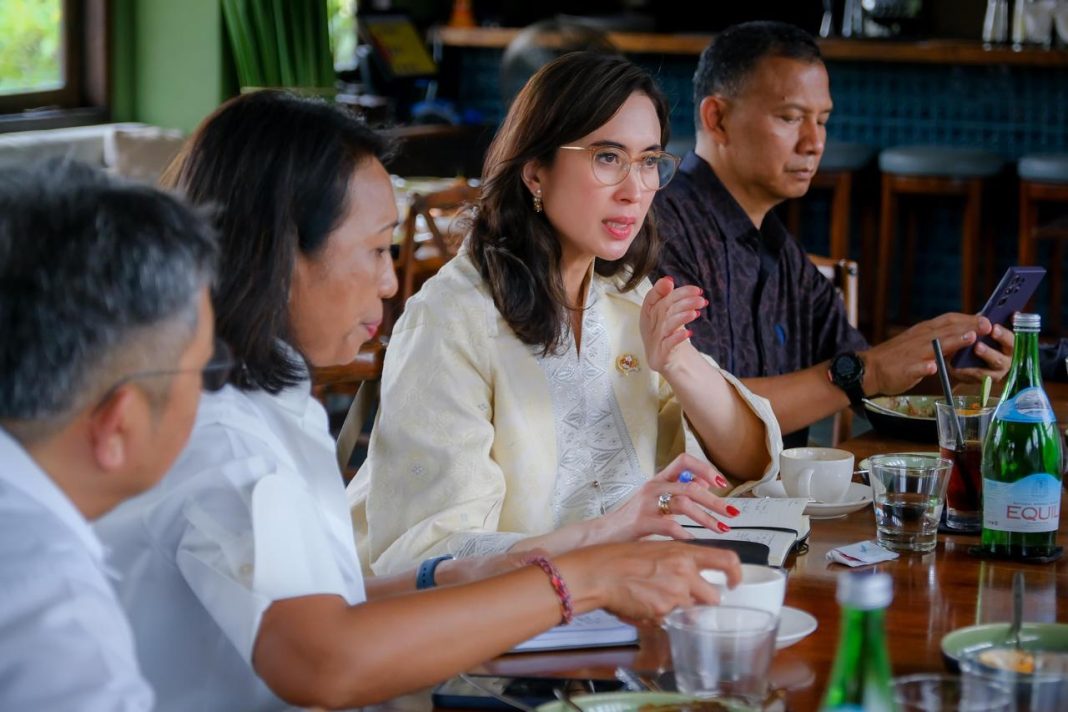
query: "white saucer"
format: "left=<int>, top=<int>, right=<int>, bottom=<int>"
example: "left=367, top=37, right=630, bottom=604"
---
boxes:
left=776, top=606, right=818, bottom=649
left=805, top=483, right=873, bottom=519
left=752, top=481, right=873, bottom=519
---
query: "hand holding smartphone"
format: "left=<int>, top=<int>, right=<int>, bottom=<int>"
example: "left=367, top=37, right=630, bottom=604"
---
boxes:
left=950, top=266, right=1045, bottom=370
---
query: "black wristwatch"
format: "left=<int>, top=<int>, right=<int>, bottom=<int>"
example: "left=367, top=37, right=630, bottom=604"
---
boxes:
left=828, top=352, right=867, bottom=410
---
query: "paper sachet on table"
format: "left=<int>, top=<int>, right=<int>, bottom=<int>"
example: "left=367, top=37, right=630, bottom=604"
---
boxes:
left=826, top=540, right=900, bottom=567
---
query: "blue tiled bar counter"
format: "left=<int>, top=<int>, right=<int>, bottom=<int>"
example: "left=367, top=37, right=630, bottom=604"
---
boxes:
left=434, top=29, right=1068, bottom=328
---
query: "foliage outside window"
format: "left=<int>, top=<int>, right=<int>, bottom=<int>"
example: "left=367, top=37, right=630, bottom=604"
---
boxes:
left=328, top=0, right=357, bottom=71
left=0, top=0, right=63, bottom=96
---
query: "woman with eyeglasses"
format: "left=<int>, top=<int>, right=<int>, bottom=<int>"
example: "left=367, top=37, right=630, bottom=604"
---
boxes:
left=353, top=52, right=781, bottom=576
left=95, top=88, right=743, bottom=712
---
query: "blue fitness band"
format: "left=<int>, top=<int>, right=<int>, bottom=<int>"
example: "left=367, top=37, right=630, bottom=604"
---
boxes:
left=416, top=555, right=453, bottom=590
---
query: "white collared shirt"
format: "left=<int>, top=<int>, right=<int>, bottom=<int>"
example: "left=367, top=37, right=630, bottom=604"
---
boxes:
left=96, top=380, right=366, bottom=712
left=0, top=428, right=154, bottom=712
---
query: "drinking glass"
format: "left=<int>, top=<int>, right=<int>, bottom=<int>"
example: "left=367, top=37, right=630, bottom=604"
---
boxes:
left=935, top=397, right=996, bottom=533
left=869, top=454, right=953, bottom=552
left=984, top=0, right=1010, bottom=44
left=1057, top=1, right=1068, bottom=46
left=960, top=649, right=1068, bottom=711
left=662, top=606, right=778, bottom=704
left=892, top=673, right=1012, bottom=711
left=1019, top=0, right=1057, bottom=46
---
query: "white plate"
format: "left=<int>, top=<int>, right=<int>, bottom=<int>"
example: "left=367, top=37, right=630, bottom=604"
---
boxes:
left=752, top=480, right=873, bottom=519
left=776, top=606, right=818, bottom=649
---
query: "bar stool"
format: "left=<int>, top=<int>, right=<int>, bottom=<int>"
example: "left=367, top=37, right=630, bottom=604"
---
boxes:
left=1017, top=154, right=1068, bottom=334
left=872, top=146, right=1003, bottom=342
left=786, top=140, right=875, bottom=261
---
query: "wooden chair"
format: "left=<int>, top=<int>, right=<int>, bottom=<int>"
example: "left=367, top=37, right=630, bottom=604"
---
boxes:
left=872, top=146, right=1003, bottom=343
left=311, top=337, right=386, bottom=476
left=1016, top=154, right=1068, bottom=334
left=785, top=141, right=874, bottom=261
left=808, top=254, right=860, bottom=446
left=395, top=181, right=480, bottom=308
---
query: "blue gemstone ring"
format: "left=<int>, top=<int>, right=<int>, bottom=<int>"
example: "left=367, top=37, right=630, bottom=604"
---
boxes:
left=678, top=470, right=695, bottom=484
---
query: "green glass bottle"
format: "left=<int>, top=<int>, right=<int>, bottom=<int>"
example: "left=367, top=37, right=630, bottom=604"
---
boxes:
left=820, top=572, right=896, bottom=712
left=980, top=313, right=1063, bottom=559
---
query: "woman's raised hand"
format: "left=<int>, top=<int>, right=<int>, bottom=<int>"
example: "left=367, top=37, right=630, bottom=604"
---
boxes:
left=557, top=540, right=742, bottom=625
left=640, top=276, right=705, bottom=375
left=592, top=453, right=738, bottom=543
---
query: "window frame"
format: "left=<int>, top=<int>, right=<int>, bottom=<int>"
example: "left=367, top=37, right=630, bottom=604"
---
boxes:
left=0, top=0, right=110, bottom=125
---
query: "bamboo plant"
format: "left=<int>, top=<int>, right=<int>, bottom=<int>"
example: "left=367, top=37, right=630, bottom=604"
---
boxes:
left=221, top=0, right=336, bottom=91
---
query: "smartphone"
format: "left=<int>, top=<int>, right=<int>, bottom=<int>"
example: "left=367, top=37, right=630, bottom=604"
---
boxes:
left=433, top=675, right=625, bottom=710
left=951, top=266, right=1046, bottom=370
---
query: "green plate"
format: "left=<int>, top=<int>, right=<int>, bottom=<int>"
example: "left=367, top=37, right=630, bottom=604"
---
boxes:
left=535, top=691, right=758, bottom=712
left=941, top=623, right=1068, bottom=673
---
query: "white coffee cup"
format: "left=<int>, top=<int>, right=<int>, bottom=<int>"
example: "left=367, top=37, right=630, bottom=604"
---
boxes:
left=701, top=563, right=787, bottom=617
left=779, top=446, right=854, bottom=503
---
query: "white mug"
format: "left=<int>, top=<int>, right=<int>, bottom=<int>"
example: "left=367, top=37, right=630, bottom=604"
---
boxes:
left=779, top=447, right=854, bottom=503
left=701, top=563, right=787, bottom=617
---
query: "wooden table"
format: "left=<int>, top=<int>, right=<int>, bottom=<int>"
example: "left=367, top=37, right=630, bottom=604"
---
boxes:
left=459, top=386, right=1068, bottom=710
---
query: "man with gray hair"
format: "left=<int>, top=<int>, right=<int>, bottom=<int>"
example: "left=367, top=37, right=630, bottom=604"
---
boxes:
left=0, top=160, right=219, bottom=710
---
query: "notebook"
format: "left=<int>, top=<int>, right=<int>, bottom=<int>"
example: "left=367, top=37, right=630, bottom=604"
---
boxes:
left=510, top=610, right=638, bottom=653
left=675, top=496, right=811, bottom=567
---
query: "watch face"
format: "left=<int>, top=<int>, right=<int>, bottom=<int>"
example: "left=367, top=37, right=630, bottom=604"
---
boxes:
left=834, top=354, right=862, bottom=382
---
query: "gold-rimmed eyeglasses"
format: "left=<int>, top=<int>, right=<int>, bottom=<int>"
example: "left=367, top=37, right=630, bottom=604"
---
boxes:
left=558, top=145, right=681, bottom=191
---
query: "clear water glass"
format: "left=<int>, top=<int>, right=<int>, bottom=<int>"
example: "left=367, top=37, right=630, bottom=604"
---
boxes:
left=892, top=673, right=1012, bottom=711
left=663, top=606, right=778, bottom=704
left=869, top=454, right=953, bottom=553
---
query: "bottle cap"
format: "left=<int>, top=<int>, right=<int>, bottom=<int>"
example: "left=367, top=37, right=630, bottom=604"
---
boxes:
left=837, top=571, right=893, bottom=610
left=1013, top=312, right=1041, bottom=331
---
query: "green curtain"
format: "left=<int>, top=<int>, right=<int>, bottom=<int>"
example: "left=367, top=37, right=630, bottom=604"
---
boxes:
left=221, top=0, right=335, bottom=89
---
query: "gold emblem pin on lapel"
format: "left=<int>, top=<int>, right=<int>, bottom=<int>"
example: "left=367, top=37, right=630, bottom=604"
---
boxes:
left=616, top=353, right=640, bottom=375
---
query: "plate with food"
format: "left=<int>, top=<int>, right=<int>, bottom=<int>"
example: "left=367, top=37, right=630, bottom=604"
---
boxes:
left=862, top=396, right=940, bottom=442
left=535, top=692, right=760, bottom=712
left=941, top=622, right=1068, bottom=673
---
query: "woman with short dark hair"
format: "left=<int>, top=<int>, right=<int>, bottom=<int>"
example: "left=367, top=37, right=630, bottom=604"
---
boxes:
left=355, top=52, right=781, bottom=575
left=96, top=89, right=741, bottom=712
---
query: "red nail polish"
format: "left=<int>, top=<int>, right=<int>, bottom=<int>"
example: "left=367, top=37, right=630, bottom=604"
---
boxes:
left=717, top=521, right=731, bottom=532
left=725, top=505, right=740, bottom=517
left=686, top=329, right=693, bottom=338
left=715, top=476, right=728, bottom=488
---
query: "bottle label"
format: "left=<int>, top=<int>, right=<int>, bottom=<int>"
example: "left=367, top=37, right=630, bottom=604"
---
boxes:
left=983, top=473, right=1062, bottom=533
left=994, top=387, right=1055, bottom=424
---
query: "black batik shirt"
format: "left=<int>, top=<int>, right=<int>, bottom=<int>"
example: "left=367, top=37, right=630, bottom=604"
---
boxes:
left=653, top=152, right=868, bottom=447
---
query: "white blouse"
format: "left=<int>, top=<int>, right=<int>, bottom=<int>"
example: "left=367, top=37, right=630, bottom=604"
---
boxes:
left=351, top=252, right=782, bottom=575
left=0, top=428, right=153, bottom=712
left=539, top=275, right=647, bottom=528
left=96, top=379, right=366, bottom=712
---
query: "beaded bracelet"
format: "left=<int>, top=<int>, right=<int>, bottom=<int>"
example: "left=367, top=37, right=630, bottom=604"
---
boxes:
left=525, top=555, right=574, bottom=625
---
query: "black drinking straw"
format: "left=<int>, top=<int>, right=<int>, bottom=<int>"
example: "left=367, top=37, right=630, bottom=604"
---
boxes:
left=932, top=338, right=981, bottom=515
left=932, top=338, right=966, bottom=450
